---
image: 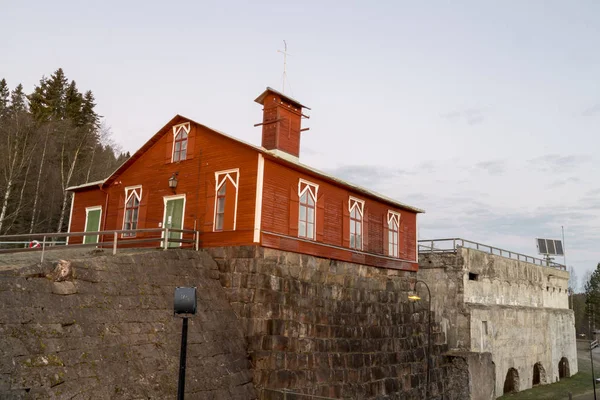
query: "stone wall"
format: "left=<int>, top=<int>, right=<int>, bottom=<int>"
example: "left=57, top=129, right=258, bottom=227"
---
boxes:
left=444, top=352, right=495, bottom=400
left=0, top=250, right=255, bottom=399
left=207, top=246, right=450, bottom=399
left=418, top=247, right=576, bottom=398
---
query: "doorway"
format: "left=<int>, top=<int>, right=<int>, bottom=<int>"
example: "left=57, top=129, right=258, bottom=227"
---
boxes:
left=559, top=358, right=570, bottom=379
left=84, top=206, right=102, bottom=244
left=162, top=195, right=185, bottom=248
left=533, top=362, right=546, bottom=385
left=503, top=368, right=519, bottom=394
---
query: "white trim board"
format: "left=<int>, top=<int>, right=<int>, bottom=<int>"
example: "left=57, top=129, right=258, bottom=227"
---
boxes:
left=253, top=155, right=264, bottom=243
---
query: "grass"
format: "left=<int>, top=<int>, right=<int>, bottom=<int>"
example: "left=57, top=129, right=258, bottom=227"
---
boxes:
left=499, top=356, right=594, bottom=400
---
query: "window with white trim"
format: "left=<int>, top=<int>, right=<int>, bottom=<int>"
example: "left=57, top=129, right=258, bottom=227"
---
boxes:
left=387, top=211, right=400, bottom=257
left=349, top=197, right=364, bottom=250
left=298, top=179, right=318, bottom=239
left=215, top=184, right=226, bottom=231
left=123, top=186, right=142, bottom=237
left=214, top=169, right=239, bottom=232
left=172, top=123, right=189, bottom=162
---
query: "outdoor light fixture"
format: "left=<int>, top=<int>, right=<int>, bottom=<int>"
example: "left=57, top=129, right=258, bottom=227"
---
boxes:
left=174, top=287, right=197, bottom=400
left=407, top=292, right=421, bottom=301
left=168, top=172, right=179, bottom=190
left=408, top=280, right=432, bottom=398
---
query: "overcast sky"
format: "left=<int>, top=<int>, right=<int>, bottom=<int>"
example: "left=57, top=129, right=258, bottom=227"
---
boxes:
left=2, top=1, right=599, bottom=287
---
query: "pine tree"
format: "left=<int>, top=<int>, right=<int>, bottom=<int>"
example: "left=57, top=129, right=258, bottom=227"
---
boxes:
left=9, top=84, right=27, bottom=114
left=0, top=79, right=9, bottom=118
left=64, top=80, right=83, bottom=123
left=81, top=90, right=99, bottom=129
left=28, top=77, right=49, bottom=121
left=584, top=263, right=600, bottom=334
left=45, top=68, right=68, bottom=119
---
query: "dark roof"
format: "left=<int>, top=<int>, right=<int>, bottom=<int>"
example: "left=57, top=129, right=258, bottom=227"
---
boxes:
left=254, top=87, right=311, bottom=110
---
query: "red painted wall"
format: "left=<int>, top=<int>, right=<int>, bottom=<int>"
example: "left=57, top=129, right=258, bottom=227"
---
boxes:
left=68, top=188, right=108, bottom=245
left=260, top=159, right=418, bottom=270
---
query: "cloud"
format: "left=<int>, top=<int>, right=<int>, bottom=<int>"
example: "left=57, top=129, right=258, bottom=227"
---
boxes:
left=548, top=177, right=582, bottom=187
left=527, top=154, right=590, bottom=173
left=323, top=165, right=409, bottom=190
left=476, top=160, right=506, bottom=176
left=582, top=104, right=600, bottom=117
left=441, top=108, right=487, bottom=125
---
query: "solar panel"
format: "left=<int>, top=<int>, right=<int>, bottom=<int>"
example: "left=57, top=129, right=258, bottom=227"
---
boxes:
left=554, top=240, right=564, bottom=256
left=536, top=238, right=564, bottom=256
left=546, top=239, right=556, bottom=255
left=537, top=238, right=548, bottom=254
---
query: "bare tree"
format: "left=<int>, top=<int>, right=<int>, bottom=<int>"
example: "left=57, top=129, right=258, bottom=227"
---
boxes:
left=56, top=122, right=95, bottom=233
left=0, top=112, right=36, bottom=233
left=569, top=266, right=579, bottom=294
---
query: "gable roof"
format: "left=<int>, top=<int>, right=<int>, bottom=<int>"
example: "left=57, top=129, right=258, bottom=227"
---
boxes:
left=68, top=115, right=424, bottom=213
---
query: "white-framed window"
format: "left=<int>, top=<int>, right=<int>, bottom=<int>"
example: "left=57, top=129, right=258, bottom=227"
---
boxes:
left=214, top=169, right=239, bottom=231
left=387, top=211, right=401, bottom=257
left=349, top=197, right=364, bottom=250
left=172, top=122, right=190, bottom=162
left=122, top=185, right=142, bottom=237
left=298, top=179, right=318, bottom=239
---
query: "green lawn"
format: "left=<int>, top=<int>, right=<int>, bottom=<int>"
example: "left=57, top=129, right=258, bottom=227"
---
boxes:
left=499, top=356, right=594, bottom=400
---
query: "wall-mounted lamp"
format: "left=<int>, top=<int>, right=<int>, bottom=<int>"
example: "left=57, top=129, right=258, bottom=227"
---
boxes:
left=168, top=172, right=179, bottom=190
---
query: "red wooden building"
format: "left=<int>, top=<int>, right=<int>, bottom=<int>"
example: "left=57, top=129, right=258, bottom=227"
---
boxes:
left=67, top=88, right=424, bottom=271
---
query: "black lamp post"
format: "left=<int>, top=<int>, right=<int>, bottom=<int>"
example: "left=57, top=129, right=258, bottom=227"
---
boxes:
left=409, top=279, right=432, bottom=398
left=174, top=287, right=197, bottom=400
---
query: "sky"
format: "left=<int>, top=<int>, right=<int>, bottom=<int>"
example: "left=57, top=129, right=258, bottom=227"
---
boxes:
left=1, top=0, right=599, bottom=288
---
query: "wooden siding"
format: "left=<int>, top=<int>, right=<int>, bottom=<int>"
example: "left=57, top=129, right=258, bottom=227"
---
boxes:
left=260, top=93, right=302, bottom=157
left=260, top=159, right=418, bottom=270
left=69, top=119, right=258, bottom=249
left=68, top=188, right=107, bottom=245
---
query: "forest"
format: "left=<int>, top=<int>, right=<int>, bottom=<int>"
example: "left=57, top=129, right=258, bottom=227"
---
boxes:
left=0, top=68, right=128, bottom=237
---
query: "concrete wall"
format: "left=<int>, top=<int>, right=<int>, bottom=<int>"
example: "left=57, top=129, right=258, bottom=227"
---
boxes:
left=419, top=247, right=576, bottom=398
left=0, top=250, right=255, bottom=399
left=208, top=246, right=451, bottom=399
left=469, top=305, right=576, bottom=396
left=445, top=352, right=495, bottom=400
left=462, top=248, right=569, bottom=309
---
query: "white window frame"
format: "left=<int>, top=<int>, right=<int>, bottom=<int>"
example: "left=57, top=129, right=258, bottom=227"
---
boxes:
left=348, top=196, right=365, bottom=250
left=387, top=210, right=401, bottom=257
left=298, top=179, right=319, bottom=240
left=122, top=185, right=142, bottom=237
left=171, top=122, right=190, bottom=163
left=84, top=206, right=103, bottom=244
left=213, top=169, right=240, bottom=232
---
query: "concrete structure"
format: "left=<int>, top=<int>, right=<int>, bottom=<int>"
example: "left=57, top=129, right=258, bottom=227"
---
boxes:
left=418, top=242, right=576, bottom=399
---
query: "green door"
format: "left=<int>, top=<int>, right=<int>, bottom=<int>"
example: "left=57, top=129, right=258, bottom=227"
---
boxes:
left=84, top=208, right=101, bottom=244
left=164, top=198, right=184, bottom=248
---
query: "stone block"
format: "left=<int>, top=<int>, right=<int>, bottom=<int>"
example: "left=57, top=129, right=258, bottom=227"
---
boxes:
left=51, top=281, right=77, bottom=295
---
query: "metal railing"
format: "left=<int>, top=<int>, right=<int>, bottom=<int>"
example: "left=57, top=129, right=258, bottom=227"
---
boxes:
left=0, top=228, right=200, bottom=262
left=418, top=238, right=566, bottom=270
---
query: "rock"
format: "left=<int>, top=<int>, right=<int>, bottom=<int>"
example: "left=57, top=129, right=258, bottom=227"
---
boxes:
left=47, top=260, right=73, bottom=282
left=52, top=281, right=77, bottom=295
